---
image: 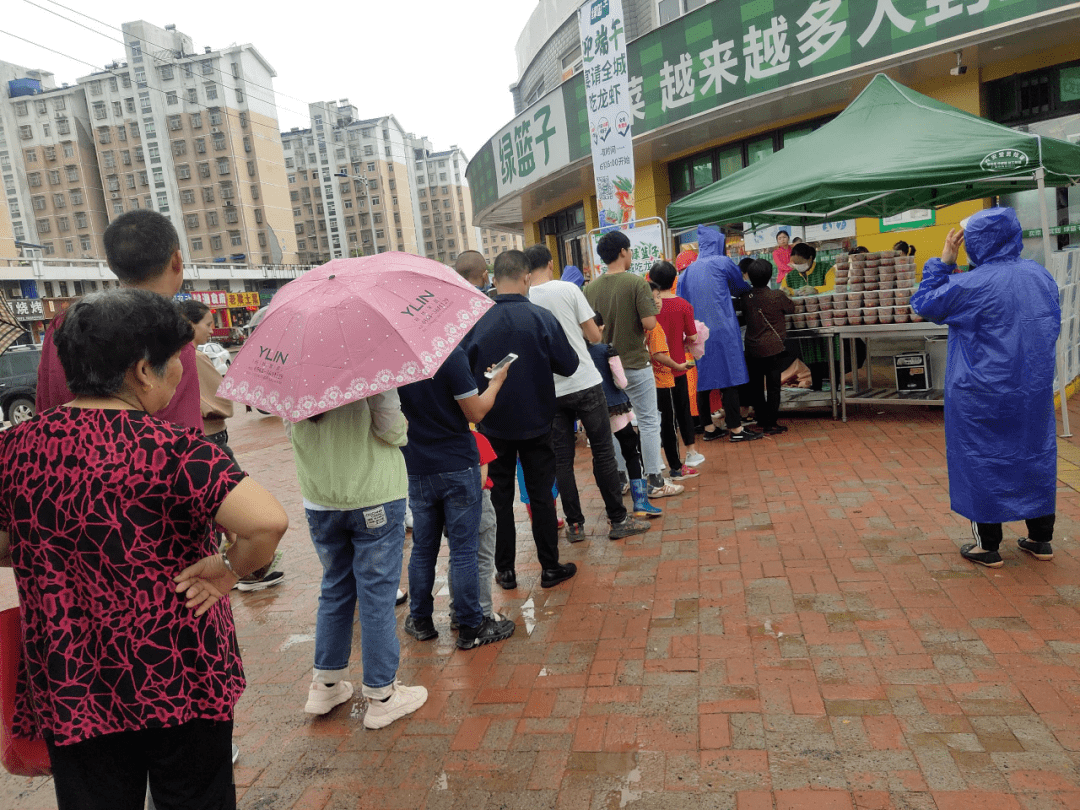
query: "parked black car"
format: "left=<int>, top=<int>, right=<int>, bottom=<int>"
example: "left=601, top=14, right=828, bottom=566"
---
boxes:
left=0, top=345, right=41, bottom=426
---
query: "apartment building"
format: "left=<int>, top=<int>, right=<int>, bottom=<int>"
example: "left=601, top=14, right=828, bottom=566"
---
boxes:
left=0, top=22, right=297, bottom=271
left=283, top=100, right=486, bottom=266
left=282, top=106, right=423, bottom=265
left=0, top=61, right=111, bottom=260
left=75, top=21, right=297, bottom=267
left=479, top=227, right=524, bottom=265
left=413, top=146, right=481, bottom=264
left=0, top=195, right=16, bottom=260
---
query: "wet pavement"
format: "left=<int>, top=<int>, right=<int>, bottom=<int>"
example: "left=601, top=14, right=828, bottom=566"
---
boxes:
left=4, top=399, right=1080, bottom=810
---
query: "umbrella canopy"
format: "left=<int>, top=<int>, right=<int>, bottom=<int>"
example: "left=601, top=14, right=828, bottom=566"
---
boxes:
left=666, top=74, right=1080, bottom=230
left=218, top=253, right=494, bottom=421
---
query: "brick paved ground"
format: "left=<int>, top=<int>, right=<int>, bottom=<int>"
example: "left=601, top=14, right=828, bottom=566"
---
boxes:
left=4, top=401, right=1080, bottom=810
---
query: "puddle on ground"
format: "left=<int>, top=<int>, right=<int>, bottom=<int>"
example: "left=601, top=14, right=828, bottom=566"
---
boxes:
left=521, top=597, right=536, bottom=635
left=619, top=766, right=642, bottom=808
left=281, top=633, right=316, bottom=650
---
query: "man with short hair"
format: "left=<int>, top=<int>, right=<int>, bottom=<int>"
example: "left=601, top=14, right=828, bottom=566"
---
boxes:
left=585, top=230, right=683, bottom=499
left=525, top=244, right=649, bottom=541
left=455, top=250, right=492, bottom=294
left=37, top=210, right=200, bottom=430
left=460, top=250, right=581, bottom=590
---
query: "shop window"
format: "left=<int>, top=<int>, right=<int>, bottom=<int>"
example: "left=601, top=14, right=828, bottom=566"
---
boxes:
left=987, top=59, right=1080, bottom=126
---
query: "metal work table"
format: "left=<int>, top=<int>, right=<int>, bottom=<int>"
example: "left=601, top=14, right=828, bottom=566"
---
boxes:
left=784, top=323, right=948, bottom=421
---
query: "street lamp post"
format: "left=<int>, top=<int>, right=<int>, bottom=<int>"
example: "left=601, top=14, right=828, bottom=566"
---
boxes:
left=334, top=172, right=379, bottom=257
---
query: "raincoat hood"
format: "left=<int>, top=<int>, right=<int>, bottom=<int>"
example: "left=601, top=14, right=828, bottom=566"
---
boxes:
left=697, top=225, right=725, bottom=258
left=561, top=265, right=584, bottom=287
left=964, top=207, right=1024, bottom=266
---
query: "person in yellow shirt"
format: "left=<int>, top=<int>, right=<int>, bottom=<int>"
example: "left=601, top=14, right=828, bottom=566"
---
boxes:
left=779, top=242, right=836, bottom=390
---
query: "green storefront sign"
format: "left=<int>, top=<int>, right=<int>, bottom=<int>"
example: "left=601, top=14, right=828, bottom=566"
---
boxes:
left=468, top=0, right=1077, bottom=217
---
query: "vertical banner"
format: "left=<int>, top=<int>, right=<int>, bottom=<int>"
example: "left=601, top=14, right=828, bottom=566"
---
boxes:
left=579, top=0, right=635, bottom=229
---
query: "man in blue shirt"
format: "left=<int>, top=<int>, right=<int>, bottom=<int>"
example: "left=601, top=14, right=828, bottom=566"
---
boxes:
left=461, top=250, right=581, bottom=591
left=398, top=346, right=515, bottom=649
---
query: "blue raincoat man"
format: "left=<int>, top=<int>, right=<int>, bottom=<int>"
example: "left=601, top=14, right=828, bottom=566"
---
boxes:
left=680, top=225, right=751, bottom=392
left=911, top=208, right=1059, bottom=556
left=560, top=265, right=585, bottom=288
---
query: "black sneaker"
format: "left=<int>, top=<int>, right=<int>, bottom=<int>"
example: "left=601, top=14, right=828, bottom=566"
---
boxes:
left=495, top=570, right=517, bottom=590
left=235, top=570, right=285, bottom=592
left=609, top=515, right=650, bottom=540
left=403, top=615, right=438, bottom=641
left=729, top=430, right=763, bottom=443
left=762, top=425, right=788, bottom=435
left=1017, top=538, right=1054, bottom=561
left=566, top=522, right=587, bottom=543
left=457, top=615, right=516, bottom=650
left=702, top=428, right=728, bottom=442
left=540, top=562, right=577, bottom=588
left=395, top=589, right=408, bottom=606
left=960, top=543, right=1003, bottom=568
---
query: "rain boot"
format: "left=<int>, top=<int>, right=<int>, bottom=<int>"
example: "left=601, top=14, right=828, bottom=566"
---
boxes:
left=630, top=479, right=662, bottom=518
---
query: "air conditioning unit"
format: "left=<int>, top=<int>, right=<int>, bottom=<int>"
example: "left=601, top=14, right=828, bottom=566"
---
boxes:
left=110, top=192, right=120, bottom=199
left=211, top=128, right=221, bottom=134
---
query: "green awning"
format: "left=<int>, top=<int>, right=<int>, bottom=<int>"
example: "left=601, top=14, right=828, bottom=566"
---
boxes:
left=666, top=74, right=1080, bottom=231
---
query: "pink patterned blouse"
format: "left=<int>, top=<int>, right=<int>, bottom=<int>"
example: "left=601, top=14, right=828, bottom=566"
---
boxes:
left=0, top=407, right=247, bottom=746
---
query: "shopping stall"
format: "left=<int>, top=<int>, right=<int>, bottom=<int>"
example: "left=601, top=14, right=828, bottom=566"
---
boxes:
left=666, top=74, right=1080, bottom=424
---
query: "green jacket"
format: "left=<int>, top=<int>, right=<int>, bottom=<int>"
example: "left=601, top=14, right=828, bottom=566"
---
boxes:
left=288, top=392, right=408, bottom=510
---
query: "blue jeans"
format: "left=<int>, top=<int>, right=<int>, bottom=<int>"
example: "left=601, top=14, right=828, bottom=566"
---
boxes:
left=621, top=365, right=663, bottom=476
left=306, top=499, right=406, bottom=690
left=450, top=488, right=496, bottom=621
left=407, top=467, right=484, bottom=629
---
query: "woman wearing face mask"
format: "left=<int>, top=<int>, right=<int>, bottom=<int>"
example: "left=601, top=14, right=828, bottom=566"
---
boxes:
left=780, top=242, right=838, bottom=391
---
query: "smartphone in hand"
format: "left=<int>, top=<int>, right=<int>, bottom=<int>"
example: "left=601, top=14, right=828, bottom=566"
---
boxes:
left=485, top=353, right=519, bottom=379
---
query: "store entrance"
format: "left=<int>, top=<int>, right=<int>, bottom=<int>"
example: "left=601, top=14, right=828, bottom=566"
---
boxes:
left=541, top=203, right=588, bottom=277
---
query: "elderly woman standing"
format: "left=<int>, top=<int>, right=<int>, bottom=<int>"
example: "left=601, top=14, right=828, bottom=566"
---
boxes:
left=0, top=289, right=288, bottom=810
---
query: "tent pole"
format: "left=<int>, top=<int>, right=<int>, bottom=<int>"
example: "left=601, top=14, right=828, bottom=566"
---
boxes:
left=1037, top=167, right=1072, bottom=438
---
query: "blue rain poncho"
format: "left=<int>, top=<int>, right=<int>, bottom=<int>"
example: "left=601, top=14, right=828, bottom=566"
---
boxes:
left=561, top=265, right=585, bottom=287
left=678, top=226, right=751, bottom=390
left=911, top=207, right=1060, bottom=523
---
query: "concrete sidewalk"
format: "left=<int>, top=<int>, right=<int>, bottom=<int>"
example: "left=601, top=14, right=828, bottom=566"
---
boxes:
left=3, top=402, right=1080, bottom=810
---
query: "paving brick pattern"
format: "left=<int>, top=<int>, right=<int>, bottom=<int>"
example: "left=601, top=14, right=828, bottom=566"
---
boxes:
left=4, top=403, right=1080, bottom=810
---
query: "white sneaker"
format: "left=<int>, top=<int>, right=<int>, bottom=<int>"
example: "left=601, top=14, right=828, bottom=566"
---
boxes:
left=404, top=507, right=413, bottom=530
left=684, top=450, right=706, bottom=467
left=304, top=681, right=354, bottom=715
left=363, top=682, right=428, bottom=729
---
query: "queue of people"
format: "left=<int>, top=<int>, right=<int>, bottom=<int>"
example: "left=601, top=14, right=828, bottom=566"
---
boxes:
left=0, top=206, right=1062, bottom=810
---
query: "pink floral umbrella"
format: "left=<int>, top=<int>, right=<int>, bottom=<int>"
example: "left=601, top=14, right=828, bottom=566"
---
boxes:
left=218, top=253, right=493, bottom=421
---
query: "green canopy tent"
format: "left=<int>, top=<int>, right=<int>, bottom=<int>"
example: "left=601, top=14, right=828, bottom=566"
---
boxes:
left=667, top=73, right=1080, bottom=432
left=666, top=74, right=1080, bottom=265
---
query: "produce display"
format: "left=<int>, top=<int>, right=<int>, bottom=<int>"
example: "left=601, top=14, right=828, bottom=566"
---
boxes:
left=788, top=251, right=923, bottom=328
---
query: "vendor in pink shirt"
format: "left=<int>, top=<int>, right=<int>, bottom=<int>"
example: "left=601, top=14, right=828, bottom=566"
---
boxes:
left=772, top=227, right=793, bottom=285
left=36, top=210, right=202, bottom=431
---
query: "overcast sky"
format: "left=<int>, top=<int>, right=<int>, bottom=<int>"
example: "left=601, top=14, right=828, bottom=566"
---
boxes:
left=1, top=0, right=540, bottom=159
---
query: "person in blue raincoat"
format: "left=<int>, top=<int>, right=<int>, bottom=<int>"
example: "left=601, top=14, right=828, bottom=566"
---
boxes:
left=561, top=265, right=585, bottom=288
left=678, top=225, right=762, bottom=443
left=911, top=207, right=1060, bottom=569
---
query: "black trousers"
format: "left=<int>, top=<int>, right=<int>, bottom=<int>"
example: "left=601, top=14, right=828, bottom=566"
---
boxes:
left=551, top=384, right=627, bottom=525
left=612, top=424, right=643, bottom=480
left=487, top=431, right=561, bottom=572
left=972, top=514, right=1055, bottom=551
left=698, top=386, right=743, bottom=431
left=745, top=352, right=790, bottom=429
left=47, top=719, right=235, bottom=810
left=670, top=376, right=696, bottom=446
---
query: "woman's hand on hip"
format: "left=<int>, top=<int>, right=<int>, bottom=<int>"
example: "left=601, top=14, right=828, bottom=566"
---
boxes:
left=174, top=554, right=238, bottom=617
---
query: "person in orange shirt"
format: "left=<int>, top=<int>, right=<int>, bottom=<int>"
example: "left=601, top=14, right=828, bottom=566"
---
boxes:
left=647, top=282, right=698, bottom=482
